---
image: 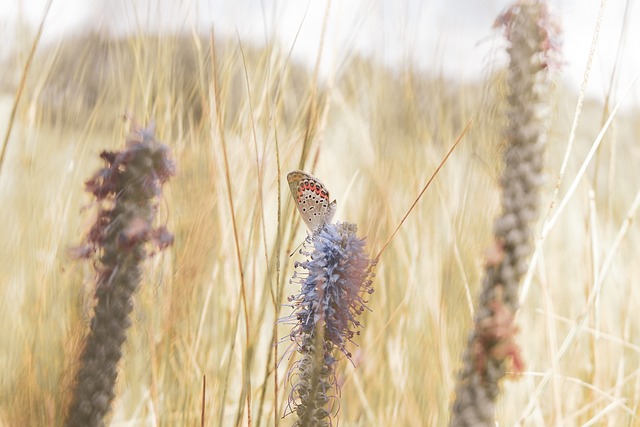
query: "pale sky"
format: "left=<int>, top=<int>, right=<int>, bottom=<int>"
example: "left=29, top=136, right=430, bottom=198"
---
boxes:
left=2, top=0, right=640, bottom=107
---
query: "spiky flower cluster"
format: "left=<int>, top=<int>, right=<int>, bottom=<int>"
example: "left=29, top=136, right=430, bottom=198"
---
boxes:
left=284, top=222, right=373, bottom=426
left=450, top=1, right=560, bottom=426
left=65, top=125, right=175, bottom=427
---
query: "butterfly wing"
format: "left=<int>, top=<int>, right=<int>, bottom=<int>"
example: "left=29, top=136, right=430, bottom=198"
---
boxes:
left=287, top=170, right=336, bottom=232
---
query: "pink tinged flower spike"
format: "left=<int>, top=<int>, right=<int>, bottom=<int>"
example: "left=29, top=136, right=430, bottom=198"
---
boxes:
left=283, top=222, right=374, bottom=426
left=450, top=1, right=560, bottom=426
left=66, top=124, right=175, bottom=427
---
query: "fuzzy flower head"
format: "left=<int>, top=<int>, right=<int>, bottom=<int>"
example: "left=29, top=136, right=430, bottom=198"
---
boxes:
left=288, top=222, right=374, bottom=358
left=494, top=0, right=562, bottom=71
left=283, top=222, right=374, bottom=425
left=76, top=124, right=176, bottom=262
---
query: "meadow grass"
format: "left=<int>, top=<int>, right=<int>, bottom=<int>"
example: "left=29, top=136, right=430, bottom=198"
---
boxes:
left=1, top=7, right=640, bottom=426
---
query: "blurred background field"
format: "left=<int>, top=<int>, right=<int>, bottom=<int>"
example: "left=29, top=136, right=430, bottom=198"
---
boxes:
left=1, top=1, right=640, bottom=426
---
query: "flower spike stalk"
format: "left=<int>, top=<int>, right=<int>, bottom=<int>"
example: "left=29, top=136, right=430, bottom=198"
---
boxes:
left=450, top=1, right=560, bottom=426
left=65, top=125, right=175, bottom=427
left=283, top=222, right=374, bottom=426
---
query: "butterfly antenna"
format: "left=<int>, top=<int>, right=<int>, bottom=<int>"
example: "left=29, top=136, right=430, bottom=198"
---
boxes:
left=374, top=119, right=472, bottom=262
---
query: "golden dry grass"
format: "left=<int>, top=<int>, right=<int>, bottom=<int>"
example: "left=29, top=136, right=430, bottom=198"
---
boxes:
left=1, top=13, right=640, bottom=427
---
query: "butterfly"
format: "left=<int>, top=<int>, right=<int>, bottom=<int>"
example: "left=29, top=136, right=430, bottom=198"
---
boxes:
left=287, top=170, right=337, bottom=233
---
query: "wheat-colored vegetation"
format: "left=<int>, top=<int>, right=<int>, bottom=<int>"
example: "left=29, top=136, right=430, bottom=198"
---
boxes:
left=1, top=3, right=640, bottom=426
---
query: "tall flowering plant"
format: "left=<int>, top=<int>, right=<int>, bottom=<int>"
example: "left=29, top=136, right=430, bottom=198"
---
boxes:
left=282, top=221, right=374, bottom=426
left=450, top=1, right=560, bottom=426
left=65, top=125, right=175, bottom=427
